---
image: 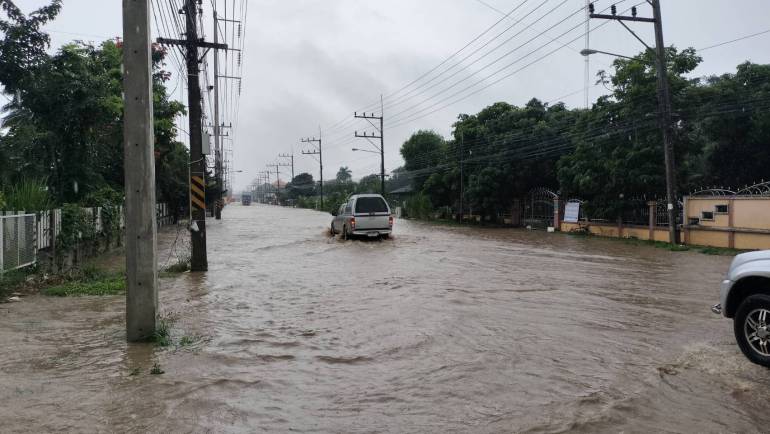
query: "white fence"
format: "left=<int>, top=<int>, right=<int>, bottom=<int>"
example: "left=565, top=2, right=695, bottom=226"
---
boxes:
left=0, top=213, right=37, bottom=273
left=0, top=203, right=175, bottom=273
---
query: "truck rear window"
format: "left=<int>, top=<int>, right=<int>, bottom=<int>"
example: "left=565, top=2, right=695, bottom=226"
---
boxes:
left=355, top=197, right=388, bottom=214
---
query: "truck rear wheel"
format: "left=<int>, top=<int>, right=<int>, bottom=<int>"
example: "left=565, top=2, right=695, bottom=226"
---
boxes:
left=734, top=294, right=770, bottom=368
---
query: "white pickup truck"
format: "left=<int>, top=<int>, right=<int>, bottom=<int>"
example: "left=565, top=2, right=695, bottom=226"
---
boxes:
left=713, top=250, right=770, bottom=367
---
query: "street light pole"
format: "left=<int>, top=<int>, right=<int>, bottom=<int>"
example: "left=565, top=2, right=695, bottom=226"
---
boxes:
left=588, top=0, right=679, bottom=244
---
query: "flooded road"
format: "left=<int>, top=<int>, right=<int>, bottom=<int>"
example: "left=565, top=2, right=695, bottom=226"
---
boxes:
left=1, top=203, right=769, bottom=433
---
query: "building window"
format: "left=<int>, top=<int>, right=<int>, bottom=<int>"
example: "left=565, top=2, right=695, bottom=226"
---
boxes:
left=715, top=204, right=729, bottom=214
left=702, top=211, right=715, bottom=221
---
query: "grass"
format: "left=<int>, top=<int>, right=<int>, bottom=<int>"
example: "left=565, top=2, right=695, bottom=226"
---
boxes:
left=150, top=363, right=164, bottom=375
left=152, top=314, right=175, bottom=347
left=43, top=276, right=125, bottom=296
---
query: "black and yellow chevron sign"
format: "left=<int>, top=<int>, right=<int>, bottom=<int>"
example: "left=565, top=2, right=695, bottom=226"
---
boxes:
left=190, top=176, right=206, bottom=210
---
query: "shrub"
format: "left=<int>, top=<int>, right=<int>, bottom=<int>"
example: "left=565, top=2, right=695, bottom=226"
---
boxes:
left=404, top=193, right=433, bottom=220
left=3, top=178, right=51, bottom=211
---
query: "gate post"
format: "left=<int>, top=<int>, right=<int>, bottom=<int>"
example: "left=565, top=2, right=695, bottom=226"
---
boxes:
left=553, top=197, right=561, bottom=231
left=647, top=201, right=657, bottom=241
left=511, top=199, right=521, bottom=227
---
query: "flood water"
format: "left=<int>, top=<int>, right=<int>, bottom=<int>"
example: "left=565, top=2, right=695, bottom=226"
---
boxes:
left=1, top=204, right=769, bottom=433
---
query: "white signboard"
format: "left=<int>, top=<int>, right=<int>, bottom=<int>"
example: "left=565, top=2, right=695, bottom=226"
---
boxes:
left=564, top=202, right=580, bottom=223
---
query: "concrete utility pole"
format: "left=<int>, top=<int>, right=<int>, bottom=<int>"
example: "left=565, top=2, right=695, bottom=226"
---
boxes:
left=354, top=105, right=385, bottom=195
left=213, top=10, right=222, bottom=220
left=158, top=0, right=227, bottom=271
left=213, top=11, right=241, bottom=220
left=589, top=0, right=679, bottom=244
left=279, top=153, right=294, bottom=181
left=122, top=0, right=158, bottom=341
left=301, top=133, right=324, bottom=208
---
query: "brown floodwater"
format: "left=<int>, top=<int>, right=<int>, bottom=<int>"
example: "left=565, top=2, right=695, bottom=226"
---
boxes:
left=1, top=204, right=769, bottom=433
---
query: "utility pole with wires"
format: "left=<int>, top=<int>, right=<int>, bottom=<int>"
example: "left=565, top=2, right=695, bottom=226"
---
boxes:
left=212, top=9, right=241, bottom=221
left=301, top=133, right=323, bottom=209
left=122, top=0, right=158, bottom=341
left=589, top=0, right=679, bottom=244
left=279, top=153, right=295, bottom=181
left=353, top=97, right=385, bottom=195
left=266, top=163, right=282, bottom=204
left=157, top=0, right=227, bottom=271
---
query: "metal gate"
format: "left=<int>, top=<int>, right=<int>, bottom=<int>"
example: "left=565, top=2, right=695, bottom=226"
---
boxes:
left=0, top=214, right=37, bottom=273
left=524, top=188, right=557, bottom=228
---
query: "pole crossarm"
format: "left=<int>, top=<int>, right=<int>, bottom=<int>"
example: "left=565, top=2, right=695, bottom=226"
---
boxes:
left=157, top=37, right=228, bottom=51
left=589, top=14, right=654, bottom=23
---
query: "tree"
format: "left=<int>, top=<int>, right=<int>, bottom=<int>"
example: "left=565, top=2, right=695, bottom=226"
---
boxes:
left=336, top=166, right=352, bottom=183
left=0, top=37, right=188, bottom=207
left=558, top=47, right=703, bottom=218
left=0, top=0, right=62, bottom=93
left=400, top=130, right=446, bottom=191
left=286, top=172, right=315, bottom=199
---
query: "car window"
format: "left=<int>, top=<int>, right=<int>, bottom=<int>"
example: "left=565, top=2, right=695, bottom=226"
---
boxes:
left=338, top=204, right=345, bottom=215
left=355, top=197, right=388, bottom=214
left=344, top=203, right=352, bottom=214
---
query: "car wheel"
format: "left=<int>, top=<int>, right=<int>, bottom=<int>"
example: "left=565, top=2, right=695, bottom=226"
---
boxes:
left=342, top=225, right=348, bottom=241
left=381, top=234, right=390, bottom=240
left=330, top=222, right=336, bottom=235
left=734, top=294, right=770, bottom=367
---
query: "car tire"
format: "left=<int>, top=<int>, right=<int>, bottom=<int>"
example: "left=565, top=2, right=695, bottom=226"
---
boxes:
left=330, top=222, right=336, bottom=235
left=381, top=234, right=390, bottom=240
left=734, top=294, right=770, bottom=368
left=342, top=225, right=349, bottom=241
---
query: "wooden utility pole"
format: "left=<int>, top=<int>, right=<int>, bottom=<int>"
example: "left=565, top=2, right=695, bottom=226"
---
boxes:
left=589, top=0, right=679, bottom=244
left=122, top=0, right=158, bottom=341
left=158, top=0, right=227, bottom=271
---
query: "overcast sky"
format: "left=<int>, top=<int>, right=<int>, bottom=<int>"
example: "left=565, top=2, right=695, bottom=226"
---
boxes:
left=23, top=0, right=770, bottom=191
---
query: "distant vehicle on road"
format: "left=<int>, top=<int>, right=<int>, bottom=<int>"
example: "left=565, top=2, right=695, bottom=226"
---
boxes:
left=331, top=194, right=393, bottom=239
left=713, top=250, right=770, bottom=367
left=241, top=193, right=252, bottom=206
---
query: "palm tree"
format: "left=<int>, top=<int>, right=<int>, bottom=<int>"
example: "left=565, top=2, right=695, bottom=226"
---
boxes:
left=336, top=166, right=352, bottom=183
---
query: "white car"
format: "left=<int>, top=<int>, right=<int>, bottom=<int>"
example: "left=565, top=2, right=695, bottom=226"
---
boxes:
left=331, top=194, right=393, bottom=239
left=713, top=250, right=770, bottom=367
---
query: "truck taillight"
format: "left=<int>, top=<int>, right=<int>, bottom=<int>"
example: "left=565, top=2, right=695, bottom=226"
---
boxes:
left=389, top=215, right=394, bottom=227
left=351, top=217, right=356, bottom=230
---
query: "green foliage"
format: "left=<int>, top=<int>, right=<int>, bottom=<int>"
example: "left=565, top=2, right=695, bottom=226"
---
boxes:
left=404, top=193, right=433, bottom=219
left=43, top=275, right=125, bottom=296
left=150, top=363, right=165, bottom=375
left=3, top=178, right=50, bottom=211
left=285, top=173, right=315, bottom=200
left=336, top=166, right=352, bottom=183
left=57, top=203, right=96, bottom=250
left=0, top=0, right=62, bottom=93
left=0, top=28, right=187, bottom=209
left=82, top=186, right=123, bottom=240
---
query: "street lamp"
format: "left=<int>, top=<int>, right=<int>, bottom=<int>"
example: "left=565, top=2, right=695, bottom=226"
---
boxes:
left=580, top=48, right=638, bottom=61
left=351, top=148, right=379, bottom=154
left=579, top=44, right=679, bottom=244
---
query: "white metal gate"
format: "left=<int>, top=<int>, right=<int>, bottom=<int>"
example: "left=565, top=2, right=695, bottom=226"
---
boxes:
left=0, top=213, right=37, bottom=273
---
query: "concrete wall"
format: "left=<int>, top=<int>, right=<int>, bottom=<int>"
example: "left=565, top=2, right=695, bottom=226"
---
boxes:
left=684, top=196, right=770, bottom=250
left=561, top=222, right=669, bottom=242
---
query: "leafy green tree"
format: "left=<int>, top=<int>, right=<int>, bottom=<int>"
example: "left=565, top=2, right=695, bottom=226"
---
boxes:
left=336, top=166, right=352, bottom=183
left=0, top=0, right=61, bottom=93
left=400, top=130, right=446, bottom=190
left=287, top=172, right=315, bottom=199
